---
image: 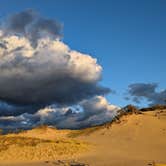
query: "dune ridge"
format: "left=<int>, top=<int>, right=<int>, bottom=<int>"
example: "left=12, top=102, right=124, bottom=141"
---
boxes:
left=0, top=107, right=165, bottom=166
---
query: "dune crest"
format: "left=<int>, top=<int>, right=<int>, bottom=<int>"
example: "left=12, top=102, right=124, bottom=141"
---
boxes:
left=0, top=108, right=166, bottom=166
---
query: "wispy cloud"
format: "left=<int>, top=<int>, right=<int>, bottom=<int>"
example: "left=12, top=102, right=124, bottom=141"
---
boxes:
left=125, top=83, right=166, bottom=106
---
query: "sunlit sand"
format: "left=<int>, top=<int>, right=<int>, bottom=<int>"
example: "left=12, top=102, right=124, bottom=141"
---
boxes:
left=0, top=109, right=165, bottom=166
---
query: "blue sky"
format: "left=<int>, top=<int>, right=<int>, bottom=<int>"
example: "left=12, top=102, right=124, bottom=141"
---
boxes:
left=0, top=0, right=166, bottom=107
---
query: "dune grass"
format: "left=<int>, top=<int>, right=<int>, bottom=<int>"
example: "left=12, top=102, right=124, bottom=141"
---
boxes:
left=68, top=126, right=102, bottom=138
left=0, top=135, right=89, bottom=161
left=0, top=136, right=52, bottom=152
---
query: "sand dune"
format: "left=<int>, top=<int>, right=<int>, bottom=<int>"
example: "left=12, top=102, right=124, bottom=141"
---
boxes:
left=77, top=110, right=166, bottom=166
left=0, top=109, right=166, bottom=166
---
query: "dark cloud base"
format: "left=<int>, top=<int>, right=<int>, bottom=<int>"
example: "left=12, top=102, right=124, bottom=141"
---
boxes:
left=0, top=10, right=118, bottom=130
left=126, top=83, right=166, bottom=106
left=0, top=96, right=120, bottom=131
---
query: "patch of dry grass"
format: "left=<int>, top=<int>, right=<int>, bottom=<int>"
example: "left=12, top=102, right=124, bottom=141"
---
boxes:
left=68, top=126, right=102, bottom=138
left=0, top=136, right=51, bottom=152
left=0, top=135, right=89, bottom=161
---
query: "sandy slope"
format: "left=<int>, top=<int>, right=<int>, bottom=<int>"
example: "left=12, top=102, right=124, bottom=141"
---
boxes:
left=77, top=110, right=166, bottom=166
left=0, top=110, right=166, bottom=166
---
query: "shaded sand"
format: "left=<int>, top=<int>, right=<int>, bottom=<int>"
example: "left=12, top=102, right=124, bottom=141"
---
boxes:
left=0, top=110, right=166, bottom=165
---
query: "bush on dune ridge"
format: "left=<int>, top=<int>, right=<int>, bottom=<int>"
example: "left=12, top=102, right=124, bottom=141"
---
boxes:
left=140, top=104, right=166, bottom=112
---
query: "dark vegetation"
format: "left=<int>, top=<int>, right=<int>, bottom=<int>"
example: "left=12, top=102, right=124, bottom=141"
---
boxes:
left=0, top=136, right=52, bottom=152
left=47, top=160, right=89, bottom=166
left=140, top=104, right=166, bottom=112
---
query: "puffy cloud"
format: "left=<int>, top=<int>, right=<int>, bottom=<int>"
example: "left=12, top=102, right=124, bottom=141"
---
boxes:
left=0, top=37, right=109, bottom=108
left=125, top=83, right=166, bottom=106
left=0, top=10, right=118, bottom=130
left=0, top=10, right=110, bottom=111
left=1, top=9, right=62, bottom=47
left=0, top=96, right=120, bottom=130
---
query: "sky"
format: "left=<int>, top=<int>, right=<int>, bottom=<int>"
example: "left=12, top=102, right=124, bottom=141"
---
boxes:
left=0, top=0, right=166, bottom=108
